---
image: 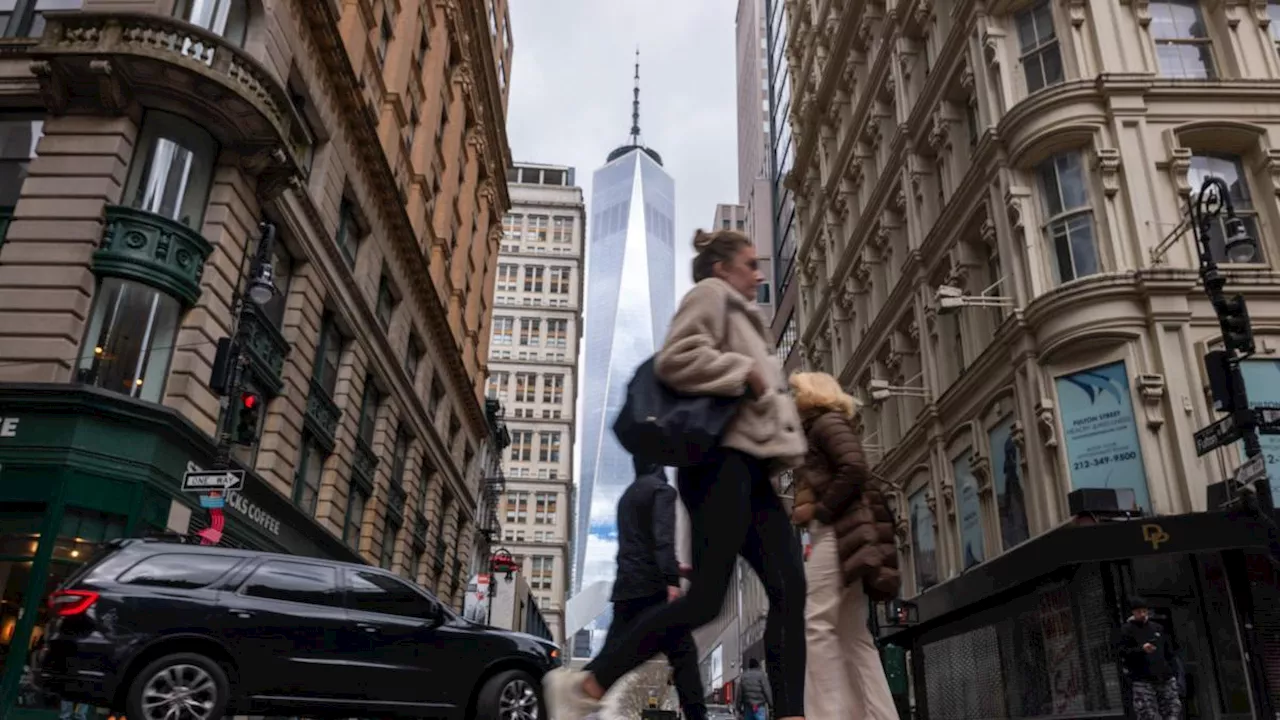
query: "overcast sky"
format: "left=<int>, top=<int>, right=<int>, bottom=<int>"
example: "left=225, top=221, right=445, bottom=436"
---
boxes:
left=505, top=0, right=741, bottom=301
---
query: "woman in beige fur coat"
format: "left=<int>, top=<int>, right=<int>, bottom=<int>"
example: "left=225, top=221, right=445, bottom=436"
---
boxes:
left=545, top=229, right=809, bottom=720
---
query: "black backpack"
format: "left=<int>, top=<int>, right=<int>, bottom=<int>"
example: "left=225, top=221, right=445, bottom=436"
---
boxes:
left=612, top=298, right=744, bottom=467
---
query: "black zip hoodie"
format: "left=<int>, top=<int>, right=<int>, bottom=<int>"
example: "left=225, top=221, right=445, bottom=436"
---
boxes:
left=1117, top=616, right=1177, bottom=682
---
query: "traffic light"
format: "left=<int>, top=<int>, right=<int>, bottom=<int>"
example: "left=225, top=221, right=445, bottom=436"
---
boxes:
left=209, top=338, right=238, bottom=396
left=233, top=391, right=263, bottom=445
left=1219, top=293, right=1256, bottom=357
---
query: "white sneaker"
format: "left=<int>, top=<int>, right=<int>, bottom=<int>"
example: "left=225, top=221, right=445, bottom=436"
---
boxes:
left=543, top=668, right=601, bottom=720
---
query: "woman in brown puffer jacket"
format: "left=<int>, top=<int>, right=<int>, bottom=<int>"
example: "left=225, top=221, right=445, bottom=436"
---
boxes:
left=788, top=371, right=899, bottom=720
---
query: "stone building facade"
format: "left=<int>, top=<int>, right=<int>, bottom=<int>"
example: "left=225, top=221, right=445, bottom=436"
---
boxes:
left=487, top=162, right=584, bottom=647
left=0, top=0, right=513, bottom=713
left=785, top=0, right=1280, bottom=713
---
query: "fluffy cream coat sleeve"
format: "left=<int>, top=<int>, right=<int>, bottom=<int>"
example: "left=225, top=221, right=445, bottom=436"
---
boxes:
left=654, top=282, right=754, bottom=397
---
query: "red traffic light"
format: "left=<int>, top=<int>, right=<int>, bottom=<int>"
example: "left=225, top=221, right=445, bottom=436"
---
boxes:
left=241, top=393, right=260, bottom=410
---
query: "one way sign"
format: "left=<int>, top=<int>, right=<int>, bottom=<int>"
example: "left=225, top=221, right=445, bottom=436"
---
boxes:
left=181, top=469, right=245, bottom=492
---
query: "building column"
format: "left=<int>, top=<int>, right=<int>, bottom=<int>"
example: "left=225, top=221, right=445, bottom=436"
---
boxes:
left=0, top=114, right=137, bottom=382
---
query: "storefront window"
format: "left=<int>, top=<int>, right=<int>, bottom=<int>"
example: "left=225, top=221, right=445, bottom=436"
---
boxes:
left=75, top=277, right=182, bottom=403
left=125, top=111, right=218, bottom=229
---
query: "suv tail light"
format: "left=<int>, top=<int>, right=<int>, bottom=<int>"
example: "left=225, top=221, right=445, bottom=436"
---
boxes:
left=48, top=590, right=99, bottom=616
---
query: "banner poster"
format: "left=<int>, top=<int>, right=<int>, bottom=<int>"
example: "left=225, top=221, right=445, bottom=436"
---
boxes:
left=989, top=417, right=1030, bottom=550
left=463, top=574, right=491, bottom=624
left=1239, top=359, right=1280, bottom=500
left=910, top=488, right=938, bottom=590
left=954, top=451, right=984, bottom=569
left=1054, top=360, right=1150, bottom=512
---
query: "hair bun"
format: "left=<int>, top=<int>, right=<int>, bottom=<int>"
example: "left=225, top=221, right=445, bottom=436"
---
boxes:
left=692, top=230, right=713, bottom=252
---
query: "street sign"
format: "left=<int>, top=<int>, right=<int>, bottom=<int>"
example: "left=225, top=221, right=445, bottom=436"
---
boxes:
left=1233, top=454, right=1268, bottom=489
left=1195, top=415, right=1241, bottom=456
left=181, top=469, right=245, bottom=492
left=1257, top=407, right=1280, bottom=435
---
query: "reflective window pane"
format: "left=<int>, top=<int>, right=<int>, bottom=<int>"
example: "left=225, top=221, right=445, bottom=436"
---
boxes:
left=76, top=277, right=182, bottom=403
left=241, top=561, right=342, bottom=607
left=127, top=112, right=218, bottom=229
left=0, top=119, right=41, bottom=206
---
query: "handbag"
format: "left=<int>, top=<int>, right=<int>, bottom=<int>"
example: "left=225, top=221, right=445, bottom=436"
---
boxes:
left=612, top=297, right=744, bottom=467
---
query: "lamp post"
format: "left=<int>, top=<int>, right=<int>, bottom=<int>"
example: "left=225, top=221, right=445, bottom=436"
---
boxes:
left=211, top=222, right=278, bottom=471
left=1187, top=176, right=1272, bottom=511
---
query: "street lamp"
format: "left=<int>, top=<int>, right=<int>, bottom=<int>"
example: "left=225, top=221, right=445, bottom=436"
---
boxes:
left=868, top=375, right=929, bottom=404
left=210, top=222, right=278, bottom=470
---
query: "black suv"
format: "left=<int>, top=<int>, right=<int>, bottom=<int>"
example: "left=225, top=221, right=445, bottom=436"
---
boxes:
left=34, top=539, right=558, bottom=720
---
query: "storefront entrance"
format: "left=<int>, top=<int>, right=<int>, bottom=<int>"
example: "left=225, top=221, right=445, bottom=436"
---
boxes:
left=0, top=385, right=363, bottom=719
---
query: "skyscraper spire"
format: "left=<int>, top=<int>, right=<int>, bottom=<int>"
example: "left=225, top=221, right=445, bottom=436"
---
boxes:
left=630, top=48, right=642, bottom=145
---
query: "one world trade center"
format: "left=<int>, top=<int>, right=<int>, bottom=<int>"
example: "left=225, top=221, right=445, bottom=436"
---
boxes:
left=569, top=52, right=675, bottom=655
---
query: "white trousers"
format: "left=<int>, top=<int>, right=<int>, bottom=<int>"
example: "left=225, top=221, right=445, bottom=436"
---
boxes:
left=804, top=521, right=899, bottom=720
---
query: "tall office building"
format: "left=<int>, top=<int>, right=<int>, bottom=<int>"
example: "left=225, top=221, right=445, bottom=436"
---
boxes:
left=736, top=0, right=777, bottom=322
left=765, top=0, right=800, bottom=367
left=571, top=54, right=676, bottom=652
left=488, top=162, right=585, bottom=647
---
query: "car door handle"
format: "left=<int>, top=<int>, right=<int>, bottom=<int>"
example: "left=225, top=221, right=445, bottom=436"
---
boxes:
left=228, top=609, right=254, bottom=619
left=357, top=623, right=378, bottom=633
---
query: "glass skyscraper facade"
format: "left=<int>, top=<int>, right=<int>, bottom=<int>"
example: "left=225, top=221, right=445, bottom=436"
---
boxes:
left=572, top=143, right=675, bottom=652
left=766, top=0, right=797, bottom=300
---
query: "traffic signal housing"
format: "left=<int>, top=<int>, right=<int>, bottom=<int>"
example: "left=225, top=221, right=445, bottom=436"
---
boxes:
left=233, top=391, right=263, bottom=445
left=1219, top=293, right=1256, bottom=357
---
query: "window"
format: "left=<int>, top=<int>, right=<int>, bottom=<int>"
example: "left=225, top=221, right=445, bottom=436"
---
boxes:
left=546, top=319, right=568, bottom=348
left=543, top=374, right=564, bottom=404
left=1269, top=2, right=1280, bottom=53
left=757, top=282, right=772, bottom=304
left=722, top=218, right=731, bottom=230
left=504, top=213, right=524, bottom=240
left=1037, top=152, right=1098, bottom=284
left=505, top=491, right=530, bottom=522
left=428, top=374, right=444, bottom=413
left=497, top=263, right=519, bottom=291
left=344, top=483, right=368, bottom=549
left=358, top=375, right=379, bottom=447
left=524, top=266, right=545, bottom=292
left=313, top=313, right=343, bottom=397
left=380, top=515, right=399, bottom=569
left=293, top=436, right=325, bottom=514
left=530, top=556, right=553, bottom=590
left=0, top=118, right=40, bottom=206
left=539, top=432, right=561, bottom=463
left=392, top=427, right=411, bottom=485
left=4, top=0, right=83, bottom=39
left=126, top=111, right=218, bottom=228
left=377, top=6, right=393, bottom=65
left=526, top=215, right=549, bottom=243
left=515, top=372, right=538, bottom=402
left=448, top=414, right=461, bottom=446
left=548, top=267, right=571, bottom=294
left=487, top=371, right=510, bottom=399
left=241, top=561, right=342, bottom=607
left=519, top=318, right=541, bottom=346
left=346, top=569, right=438, bottom=617
left=1188, top=154, right=1262, bottom=263
left=510, top=431, right=533, bottom=462
left=118, top=553, right=239, bottom=588
left=376, top=271, right=396, bottom=329
left=1151, top=0, right=1215, bottom=78
left=552, top=216, right=574, bottom=243
left=1016, top=0, right=1064, bottom=94
left=405, top=336, right=422, bottom=382
left=336, top=196, right=360, bottom=266
left=534, top=493, right=557, bottom=524
left=75, top=278, right=181, bottom=402
left=492, top=316, right=515, bottom=345
left=174, top=0, right=248, bottom=46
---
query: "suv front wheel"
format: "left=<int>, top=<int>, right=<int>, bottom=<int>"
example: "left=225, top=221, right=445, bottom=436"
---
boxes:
left=477, top=669, right=543, bottom=720
left=125, top=652, right=230, bottom=720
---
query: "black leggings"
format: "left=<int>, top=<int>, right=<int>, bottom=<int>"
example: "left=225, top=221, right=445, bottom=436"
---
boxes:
left=586, top=449, right=806, bottom=717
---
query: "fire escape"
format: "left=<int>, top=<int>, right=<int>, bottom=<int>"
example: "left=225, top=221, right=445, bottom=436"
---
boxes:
left=477, top=398, right=511, bottom=565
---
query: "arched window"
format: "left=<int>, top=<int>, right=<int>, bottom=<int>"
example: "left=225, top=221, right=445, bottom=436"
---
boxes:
left=124, top=111, right=218, bottom=229
left=173, top=0, right=249, bottom=47
left=75, top=277, right=183, bottom=402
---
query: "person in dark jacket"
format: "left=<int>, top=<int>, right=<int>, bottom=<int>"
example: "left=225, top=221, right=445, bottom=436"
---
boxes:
left=597, top=458, right=705, bottom=720
left=1116, top=597, right=1181, bottom=720
left=738, top=658, right=772, bottom=720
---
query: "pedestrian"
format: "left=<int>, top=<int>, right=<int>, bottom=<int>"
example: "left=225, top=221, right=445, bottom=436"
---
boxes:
left=544, top=228, right=808, bottom=720
left=788, top=371, right=900, bottom=720
left=738, top=658, right=772, bottom=720
left=595, top=457, right=707, bottom=720
left=1117, top=597, right=1182, bottom=720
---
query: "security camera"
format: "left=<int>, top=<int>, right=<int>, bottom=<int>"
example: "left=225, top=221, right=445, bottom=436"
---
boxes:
left=869, top=378, right=892, bottom=403
left=934, top=284, right=966, bottom=314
